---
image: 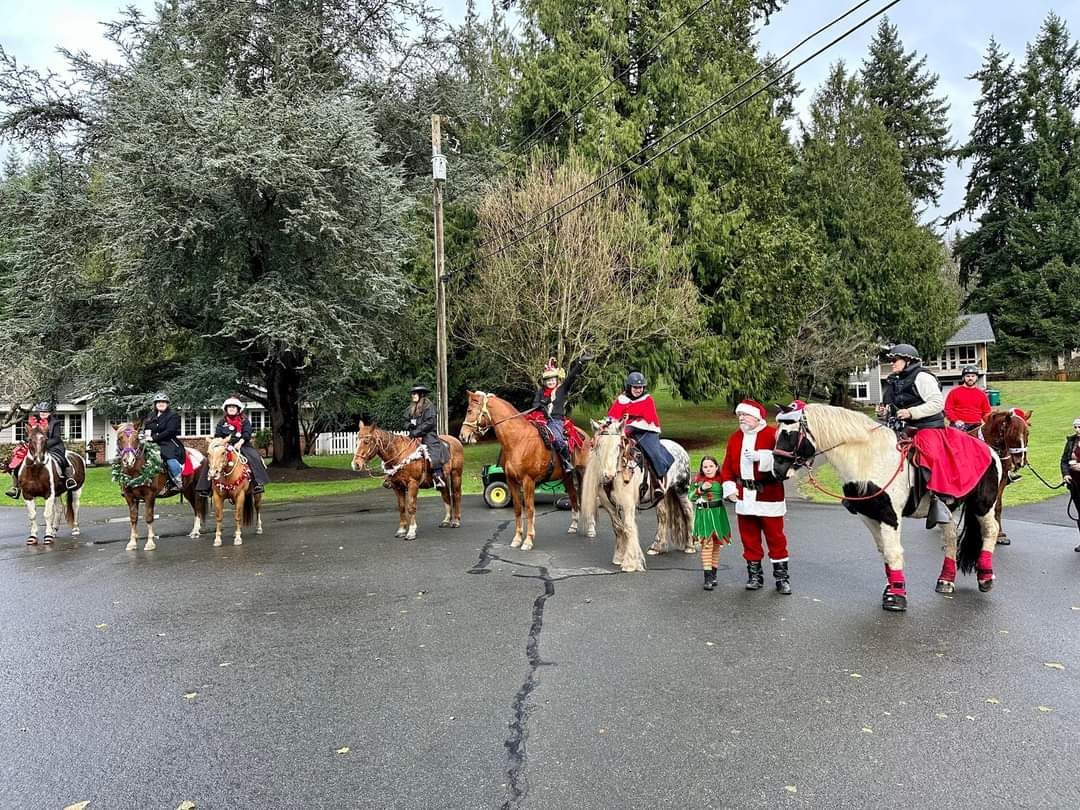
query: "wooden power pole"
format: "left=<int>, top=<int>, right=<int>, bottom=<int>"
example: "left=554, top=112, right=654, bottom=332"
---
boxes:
left=431, top=114, right=449, bottom=435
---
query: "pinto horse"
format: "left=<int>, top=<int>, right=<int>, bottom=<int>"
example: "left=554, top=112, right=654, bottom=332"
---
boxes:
left=459, top=391, right=589, bottom=550
left=979, top=409, right=1030, bottom=545
left=114, top=422, right=206, bottom=551
left=350, top=421, right=464, bottom=540
left=578, top=417, right=694, bottom=572
left=206, top=437, right=263, bottom=546
left=772, top=404, right=1002, bottom=612
left=18, top=425, right=85, bottom=545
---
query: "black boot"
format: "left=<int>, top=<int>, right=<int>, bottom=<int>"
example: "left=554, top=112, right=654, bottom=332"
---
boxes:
left=925, top=494, right=953, bottom=529
left=5, top=472, right=19, bottom=499
left=703, top=569, right=716, bottom=591
left=745, top=561, right=764, bottom=590
left=557, top=448, right=574, bottom=474
left=432, top=466, right=447, bottom=489
left=773, top=561, right=792, bottom=595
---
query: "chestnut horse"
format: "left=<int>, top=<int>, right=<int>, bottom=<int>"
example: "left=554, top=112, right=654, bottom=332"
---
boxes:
left=350, top=421, right=464, bottom=540
left=459, top=391, right=591, bottom=550
left=19, top=425, right=85, bottom=545
left=113, top=422, right=206, bottom=551
left=979, top=409, right=1030, bottom=545
left=206, top=437, right=263, bottom=546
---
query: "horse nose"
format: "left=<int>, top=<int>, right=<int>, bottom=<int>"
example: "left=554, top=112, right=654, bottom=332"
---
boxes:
left=350, top=461, right=359, bottom=472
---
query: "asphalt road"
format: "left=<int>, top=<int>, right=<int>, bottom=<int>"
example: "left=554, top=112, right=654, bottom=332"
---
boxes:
left=0, top=489, right=1077, bottom=810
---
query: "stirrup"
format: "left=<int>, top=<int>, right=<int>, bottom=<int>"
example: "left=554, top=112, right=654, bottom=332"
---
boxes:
left=65, top=478, right=79, bottom=491
left=5, top=487, right=20, bottom=500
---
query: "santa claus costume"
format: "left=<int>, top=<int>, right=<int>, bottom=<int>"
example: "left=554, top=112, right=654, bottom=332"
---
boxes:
left=720, top=399, right=791, bottom=594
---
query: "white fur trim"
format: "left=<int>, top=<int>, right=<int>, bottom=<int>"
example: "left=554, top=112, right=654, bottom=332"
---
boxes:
left=735, top=499, right=787, bottom=517
left=722, top=481, right=737, bottom=499
left=756, top=450, right=775, bottom=472
left=736, top=402, right=764, bottom=419
left=616, top=394, right=633, bottom=405
left=627, top=419, right=660, bottom=433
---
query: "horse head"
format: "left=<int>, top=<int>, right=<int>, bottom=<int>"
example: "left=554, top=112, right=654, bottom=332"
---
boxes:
left=590, top=416, right=628, bottom=485
left=459, top=391, right=492, bottom=445
left=206, top=437, right=238, bottom=481
left=351, top=420, right=383, bottom=471
left=1000, top=408, right=1031, bottom=469
left=114, top=421, right=144, bottom=471
left=25, top=425, right=49, bottom=465
left=772, top=411, right=818, bottom=481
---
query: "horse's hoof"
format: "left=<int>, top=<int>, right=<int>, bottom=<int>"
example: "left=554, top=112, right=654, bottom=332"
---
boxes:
left=213, top=538, right=222, bottom=547
left=27, top=538, right=38, bottom=546
left=566, top=526, right=578, bottom=534
left=450, top=521, right=460, bottom=528
left=882, top=592, right=908, bottom=612
left=189, top=531, right=200, bottom=538
left=234, top=538, right=243, bottom=546
left=995, top=535, right=1011, bottom=546
left=439, top=520, right=451, bottom=528
left=43, top=536, right=54, bottom=545
left=522, top=540, right=534, bottom=551
left=145, top=541, right=156, bottom=551
left=977, top=573, right=994, bottom=592
left=394, top=529, right=407, bottom=538
left=404, top=534, right=416, bottom=542
left=510, top=536, right=523, bottom=549
left=586, top=530, right=596, bottom=539
left=683, top=546, right=696, bottom=554
left=646, top=548, right=660, bottom=556
left=935, top=579, right=956, bottom=594
left=71, top=528, right=80, bottom=537
left=256, top=528, right=263, bottom=535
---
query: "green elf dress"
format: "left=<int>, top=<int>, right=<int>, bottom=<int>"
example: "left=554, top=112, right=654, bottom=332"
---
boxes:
left=689, top=476, right=732, bottom=545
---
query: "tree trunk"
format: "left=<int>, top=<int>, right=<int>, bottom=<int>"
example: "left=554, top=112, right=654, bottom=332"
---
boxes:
left=265, top=353, right=306, bottom=469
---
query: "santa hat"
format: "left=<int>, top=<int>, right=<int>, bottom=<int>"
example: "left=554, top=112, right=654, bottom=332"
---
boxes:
left=735, top=399, right=767, bottom=420
left=1009, top=407, right=1031, bottom=423
left=776, top=399, right=807, bottom=423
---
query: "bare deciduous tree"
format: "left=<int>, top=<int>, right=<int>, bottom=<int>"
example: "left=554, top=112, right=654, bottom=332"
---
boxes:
left=774, top=299, right=877, bottom=400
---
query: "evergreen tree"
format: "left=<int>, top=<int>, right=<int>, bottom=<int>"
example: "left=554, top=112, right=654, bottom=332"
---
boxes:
left=861, top=18, right=951, bottom=207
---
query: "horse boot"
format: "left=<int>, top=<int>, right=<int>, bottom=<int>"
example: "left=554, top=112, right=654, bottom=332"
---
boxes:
left=925, top=494, right=953, bottom=529
left=745, top=561, right=764, bottom=590
left=773, top=561, right=792, bottom=595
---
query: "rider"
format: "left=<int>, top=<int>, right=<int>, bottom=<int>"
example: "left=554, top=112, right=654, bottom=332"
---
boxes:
left=1061, top=417, right=1080, bottom=553
left=945, top=366, right=992, bottom=436
left=196, top=397, right=270, bottom=496
left=875, top=344, right=951, bottom=526
left=405, top=384, right=447, bottom=488
left=143, top=392, right=185, bottom=495
left=531, top=354, right=590, bottom=473
left=5, top=409, right=50, bottom=498
left=606, top=371, right=674, bottom=492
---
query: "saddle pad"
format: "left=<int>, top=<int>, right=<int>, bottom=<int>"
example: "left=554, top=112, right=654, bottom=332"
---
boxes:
left=913, top=427, right=992, bottom=498
left=183, top=447, right=204, bottom=477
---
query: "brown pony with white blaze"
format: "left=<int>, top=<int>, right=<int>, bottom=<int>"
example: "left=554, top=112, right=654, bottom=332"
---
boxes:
left=459, top=391, right=590, bottom=551
left=772, top=404, right=1002, bottom=612
left=979, top=408, right=1030, bottom=545
left=350, top=421, right=464, bottom=540
left=114, top=422, right=206, bottom=551
left=205, top=437, right=263, bottom=546
left=19, top=425, right=85, bottom=545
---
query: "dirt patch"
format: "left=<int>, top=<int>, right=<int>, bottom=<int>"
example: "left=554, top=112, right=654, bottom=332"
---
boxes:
left=267, top=465, right=366, bottom=484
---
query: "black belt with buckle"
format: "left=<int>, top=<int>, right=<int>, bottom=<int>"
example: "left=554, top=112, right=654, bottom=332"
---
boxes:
left=695, top=500, right=726, bottom=509
left=740, top=479, right=760, bottom=491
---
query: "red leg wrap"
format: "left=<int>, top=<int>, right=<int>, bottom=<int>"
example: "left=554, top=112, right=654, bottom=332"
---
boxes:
left=885, top=564, right=907, bottom=596
left=977, top=550, right=994, bottom=582
left=939, top=557, right=957, bottom=582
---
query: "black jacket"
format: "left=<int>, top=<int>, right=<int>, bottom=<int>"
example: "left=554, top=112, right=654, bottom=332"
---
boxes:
left=45, top=416, right=65, bottom=454
left=883, top=362, right=945, bottom=429
left=145, top=409, right=185, bottom=461
left=404, top=402, right=448, bottom=467
left=215, top=417, right=253, bottom=446
left=1061, top=434, right=1080, bottom=478
left=531, top=358, right=585, bottom=420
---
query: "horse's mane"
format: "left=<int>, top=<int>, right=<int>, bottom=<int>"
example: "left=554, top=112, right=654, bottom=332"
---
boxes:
left=800, top=404, right=900, bottom=487
left=803, top=404, right=880, bottom=450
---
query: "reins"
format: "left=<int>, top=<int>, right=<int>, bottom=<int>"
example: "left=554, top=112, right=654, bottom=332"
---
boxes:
left=462, top=393, right=537, bottom=436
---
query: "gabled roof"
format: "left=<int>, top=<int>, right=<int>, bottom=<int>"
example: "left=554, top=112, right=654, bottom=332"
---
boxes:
left=945, top=313, right=995, bottom=346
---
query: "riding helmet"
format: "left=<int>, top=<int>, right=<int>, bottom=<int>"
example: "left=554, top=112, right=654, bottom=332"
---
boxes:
left=221, top=396, right=245, bottom=412
left=34, top=401, right=54, bottom=413
left=626, top=371, right=647, bottom=389
left=961, top=366, right=979, bottom=376
left=410, top=384, right=431, bottom=396
left=885, top=344, right=920, bottom=362
left=152, top=391, right=171, bottom=404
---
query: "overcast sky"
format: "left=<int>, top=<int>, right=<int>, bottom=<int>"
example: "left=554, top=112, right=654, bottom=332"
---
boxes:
left=3, top=0, right=1079, bottom=230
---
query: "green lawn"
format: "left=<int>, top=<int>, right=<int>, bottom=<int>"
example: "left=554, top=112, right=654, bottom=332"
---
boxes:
left=4, top=382, right=1072, bottom=509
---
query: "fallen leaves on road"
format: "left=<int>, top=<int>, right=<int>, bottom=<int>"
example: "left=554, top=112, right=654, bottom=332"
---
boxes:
left=95, top=624, right=108, bottom=631
left=1044, top=662, right=1065, bottom=671
left=176, top=802, right=197, bottom=810
left=183, top=692, right=199, bottom=700
left=861, top=726, right=873, bottom=733
left=1037, top=706, right=1053, bottom=713
left=336, top=747, right=350, bottom=754
left=64, top=802, right=90, bottom=810
left=785, top=785, right=797, bottom=794
left=934, top=713, right=948, bottom=719
left=849, top=673, right=862, bottom=679
left=986, top=697, right=1001, bottom=705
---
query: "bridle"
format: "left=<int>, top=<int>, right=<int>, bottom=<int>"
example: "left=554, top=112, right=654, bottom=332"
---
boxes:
left=208, top=442, right=243, bottom=481
left=461, top=393, right=535, bottom=437
left=354, top=428, right=419, bottom=476
left=117, top=425, right=146, bottom=469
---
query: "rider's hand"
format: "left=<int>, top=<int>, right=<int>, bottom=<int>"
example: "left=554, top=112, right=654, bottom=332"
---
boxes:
left=896, top=408, right=912, bottom=421
left=875, top=404, right=887, bottom=417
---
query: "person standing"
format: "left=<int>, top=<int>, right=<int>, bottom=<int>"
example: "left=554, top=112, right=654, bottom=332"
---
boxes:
left=690, top=456, right=732, bottom=591
left=944, top=366, right=992, bottom=435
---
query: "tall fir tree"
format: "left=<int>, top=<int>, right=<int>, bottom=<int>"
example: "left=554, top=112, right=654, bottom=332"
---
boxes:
left=861, top=18, right=951, bottom=207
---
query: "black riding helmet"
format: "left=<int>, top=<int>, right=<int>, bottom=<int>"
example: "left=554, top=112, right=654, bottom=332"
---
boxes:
left=152, top=391, right=170, bottom=404
left=34, top=401, right=54, bottom=413
left=625, top=371, right=647, bottom=391
left=961, top=366, right=978, bottom=376
left=885, top=343, right=920, bottom=362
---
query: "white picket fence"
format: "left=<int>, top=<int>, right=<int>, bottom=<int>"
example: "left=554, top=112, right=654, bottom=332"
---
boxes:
left=314, top=431, right=358, bottom=456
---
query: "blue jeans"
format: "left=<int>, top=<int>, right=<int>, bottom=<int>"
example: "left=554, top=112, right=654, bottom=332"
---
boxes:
left=546, top=418, right=567, bottom=451
left=630, top=428, right=674, bottom=479
left=166, top=458, right=182, bottom=481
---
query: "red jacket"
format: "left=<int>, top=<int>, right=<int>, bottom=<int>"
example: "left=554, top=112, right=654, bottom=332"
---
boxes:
left=944, top=385, right=991, bottom=425
left=607, top=393, right=661, bottom=433
left=720, top=425, right=786, bottom=517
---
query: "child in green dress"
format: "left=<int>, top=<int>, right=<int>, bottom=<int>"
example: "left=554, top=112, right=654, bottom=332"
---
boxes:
left=691, top=456, right=732, bottom=591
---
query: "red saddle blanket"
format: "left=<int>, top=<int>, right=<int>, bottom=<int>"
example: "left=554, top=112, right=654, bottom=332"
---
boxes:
left=912, top=427, right=993, bottom=498
left=524, top=412, right=585, bottom=452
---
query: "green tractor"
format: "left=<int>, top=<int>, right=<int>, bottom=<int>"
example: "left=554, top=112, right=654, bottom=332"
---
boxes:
left=481, top=460, right=572, bottom=510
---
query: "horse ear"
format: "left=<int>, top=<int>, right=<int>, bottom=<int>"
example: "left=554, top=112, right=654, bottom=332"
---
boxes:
left=590, top=419, right=601, bottom=432
left=132, top=419, right=142, bottom=430
left=358, top=419, right=366, bottom=429
left=777, top=404, right=793, bottom=414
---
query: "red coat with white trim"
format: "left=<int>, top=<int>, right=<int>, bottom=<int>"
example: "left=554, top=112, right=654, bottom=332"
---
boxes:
left=607, top=393, right=661, bottom=433
left=720, top=424, right=786, bottom=517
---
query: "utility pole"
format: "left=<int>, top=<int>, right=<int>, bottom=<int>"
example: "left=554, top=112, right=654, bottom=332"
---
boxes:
left=431, top=114, right=449, bottom=435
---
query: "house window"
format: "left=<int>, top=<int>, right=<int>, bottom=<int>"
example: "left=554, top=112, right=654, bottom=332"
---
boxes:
left=958, top=345, right=977, bottom=366
left=849, top=382, right=869, bottom=400
left=182, top=412, right=198, bottom=436
left=249, top=410, right=264, bottom=431
left=199, top=412, right=212, bottom=436
left=14, top=423, right=27, bottom=442
left=65, top=414, right=83, bottom=441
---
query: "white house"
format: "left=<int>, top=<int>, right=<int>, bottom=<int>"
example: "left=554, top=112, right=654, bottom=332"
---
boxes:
left=848, top=313, right=997, bottom=404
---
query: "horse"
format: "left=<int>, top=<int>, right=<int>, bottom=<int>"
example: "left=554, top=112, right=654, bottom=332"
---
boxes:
left=18, top=425, right=85, bottom=545
left=205, top=437, right=263, bottom=546
left=578, top=416, right=694, bottom=572
left=771, top=404, right=1002, bottom=612
left=113, top=422, right=206, bottom=551
left=979, top=408, right=1030, bottom=545
left=350, top=421, right=464, bottom=540
left=459, top=391, right=592, bottom=550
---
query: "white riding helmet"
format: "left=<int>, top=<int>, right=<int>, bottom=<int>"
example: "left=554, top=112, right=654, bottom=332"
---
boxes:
left=221, top=396, right=245, bottom=412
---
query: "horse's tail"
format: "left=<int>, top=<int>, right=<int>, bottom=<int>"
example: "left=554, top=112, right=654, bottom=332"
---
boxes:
left=64, top=489, right=75, bottom=525
left=579, top=452, right=601, bottom=528
left=664, top=488, right=693, bottom=550
left=241, top=488, right=257, bottom=527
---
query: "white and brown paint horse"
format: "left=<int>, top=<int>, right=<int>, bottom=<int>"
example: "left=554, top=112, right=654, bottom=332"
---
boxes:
left=578, top=416, right=694, bottom=572
left=772, top=404, right=1002, bottom=612
left=978, top=408, right=1030, bottom=545
left=351, top=421, right=464, bottom=540
left=114, top=422, right=206, bottom=551
left=18, top=425, right=84, bottom=545
left=206, top=437, right=263, bottom=546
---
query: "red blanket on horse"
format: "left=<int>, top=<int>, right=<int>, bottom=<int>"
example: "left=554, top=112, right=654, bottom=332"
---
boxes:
left=524, top=411, right=585, bottom=451
left=913, top=427, right=993, bottom=497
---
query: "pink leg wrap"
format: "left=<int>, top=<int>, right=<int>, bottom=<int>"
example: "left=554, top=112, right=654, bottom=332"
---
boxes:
left=939, top=557, right=957, bottom=582
left=885, top=564, right=907, bottom=596
left=977, top=550, right=994, bottom=580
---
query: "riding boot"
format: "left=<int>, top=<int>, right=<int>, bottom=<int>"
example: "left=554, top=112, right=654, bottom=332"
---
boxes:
left=432, top=466, right=447, bottom=489
left=1007, top=470, right=1022, bottom=484
left=925, top=494, right=953, bottom=528
left=5, top=471, right=19, bottom=499
left=745, top=561, right=764, bottom=590
left=557, top=446, right=574, bottom=474
left=773, top=561, right=792, bottom=595
left=60, top=459, right=77, bottom=490
left=703, top=569, right=715, bottom=591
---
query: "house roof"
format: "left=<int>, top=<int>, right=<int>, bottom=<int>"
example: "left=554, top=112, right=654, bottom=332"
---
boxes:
left=946, top=313, right=995, bottom=346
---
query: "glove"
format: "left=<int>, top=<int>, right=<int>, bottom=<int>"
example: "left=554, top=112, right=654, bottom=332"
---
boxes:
left=144, top=429, right=153, bottom=440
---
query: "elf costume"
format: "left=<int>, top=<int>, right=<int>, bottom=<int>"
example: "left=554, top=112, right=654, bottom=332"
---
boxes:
left=689, top=474, right=732, bottom=591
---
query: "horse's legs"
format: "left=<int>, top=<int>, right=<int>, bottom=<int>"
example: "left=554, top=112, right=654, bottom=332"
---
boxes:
left=936, top=519, right=959, bottom=595
left=233, top=492, right=245, bottom=545
left=522, top=479, right=536, bottom=551
left=565, top=472, right=580, bottom=535
left=994, top=473, right=1008, bottom=543
left=213, top=493, right=225, bottom=547
left=647, top=497, right=668, bottom=555
left=144, top=495, right=158, bottom=551
left=393, top=486, right=408, bottom=537
left=438, top=485, right=452, bottom=528
left=878, top=522, right=907, bottom=610
left=619, top=484, right=647, bottom=573
left=450, top=466, right=463, bottom=527
left=43, top=494, right=57, bottom=543
left=188, top=493, right=203, bottom=538
left=69, top=489, right=81, bottom=538
left=125, top=495, right=140, bottom=551
left=255, top=494, right=263, bottom=535
left=509, top=478, right=525, bottom=548
left=25, top=497, right=38, bottom=544
left=975, top=509, right=999, bottom=592
left=404, top=481, right=419, bottom=540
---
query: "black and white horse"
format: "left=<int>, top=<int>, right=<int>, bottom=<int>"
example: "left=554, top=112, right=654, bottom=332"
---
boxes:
left=771, top=404, right=1002, bottom=612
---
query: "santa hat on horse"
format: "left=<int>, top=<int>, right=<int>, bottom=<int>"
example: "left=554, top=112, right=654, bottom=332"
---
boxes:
left=776, top=399, right=807, bottom=423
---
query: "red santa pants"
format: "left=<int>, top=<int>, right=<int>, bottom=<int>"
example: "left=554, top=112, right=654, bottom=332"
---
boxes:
left=736, top=514, right=789, bottom=562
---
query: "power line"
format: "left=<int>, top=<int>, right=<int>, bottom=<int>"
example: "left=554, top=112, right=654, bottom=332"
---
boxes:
left=470, top=0, right=880, bottom=253
left=452, top=0, right=903, bottom=275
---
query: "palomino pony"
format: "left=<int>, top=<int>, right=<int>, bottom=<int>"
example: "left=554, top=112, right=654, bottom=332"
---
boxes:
left=205, top=437, right=263, bottom=546
left=772, top=404, right=1002, bottom=612
left=18, top=425, right=85, bottom=545
left=979, top=408, right=1030, bottom=545
left=113, top=422, right=206, bottom=551
left=578, top=417, right=694, bottom=572
left=459, top=391, right=589, bottom=550
left=350, top=421, right=464, bottom=540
